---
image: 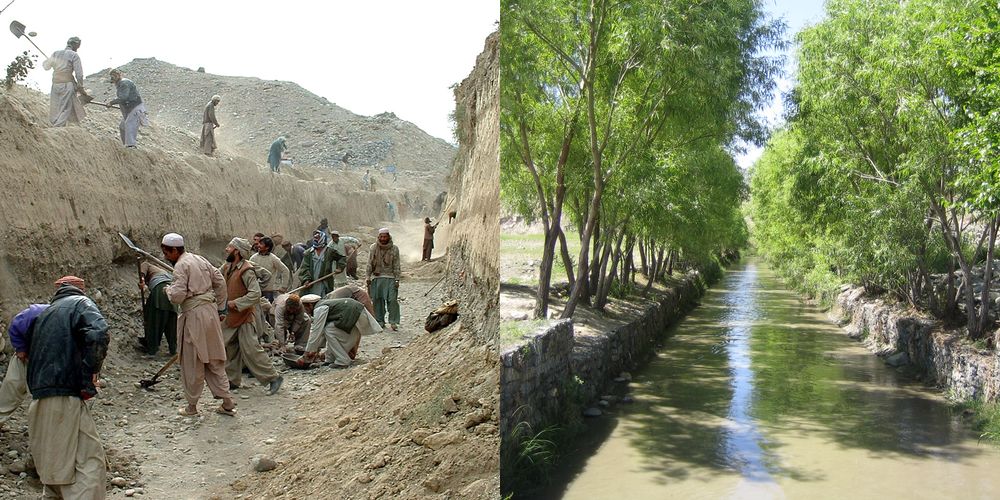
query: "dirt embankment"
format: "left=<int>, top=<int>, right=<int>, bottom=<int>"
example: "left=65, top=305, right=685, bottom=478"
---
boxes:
left=0, top=86, right=390, bottom=313
left=0, top=71, right=463, bottom=497
left=229, top=31, right=500, bottom=499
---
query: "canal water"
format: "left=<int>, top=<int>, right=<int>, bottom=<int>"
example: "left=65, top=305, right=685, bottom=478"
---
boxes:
left=552, top=260, right=1000, bottom=499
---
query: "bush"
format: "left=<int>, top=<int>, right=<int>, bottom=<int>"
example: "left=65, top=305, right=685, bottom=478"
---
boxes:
left=4, top=51, right=35, bottom=90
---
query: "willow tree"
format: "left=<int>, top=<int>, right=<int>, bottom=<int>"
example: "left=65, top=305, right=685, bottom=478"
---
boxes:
left=502, top=0, right=781, bottom=319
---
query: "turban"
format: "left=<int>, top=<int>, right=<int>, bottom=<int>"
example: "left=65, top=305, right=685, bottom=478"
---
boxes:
left=161, top=233, right=184, bottom=247
left=229, top=237, right=252, bottom=257
left=378, top=228, right=390, bottom=235
left=312, top=231, right=328, bottom=248
left=211, top=94, right=221, bottom=102
left=67, top=37, right=81, bottom=47
left=300, top=294, right=321, bottom=304
left=55, top=275, right=85, bottom=289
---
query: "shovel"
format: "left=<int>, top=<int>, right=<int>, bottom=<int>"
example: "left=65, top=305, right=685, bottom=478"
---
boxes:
left=80, top=93, right=119, bottom=110
left=119, top=232, right=175, bottom=273
left=139, top=353, right=179, bottom=389
left=9, top=20, right=47, bottom=59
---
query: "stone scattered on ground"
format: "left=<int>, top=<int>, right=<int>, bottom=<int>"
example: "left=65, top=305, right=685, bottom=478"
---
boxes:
left=250, top=455, right=277, bottom=473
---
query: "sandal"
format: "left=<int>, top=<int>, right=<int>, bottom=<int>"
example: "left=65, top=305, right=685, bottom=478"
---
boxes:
left=216, top=406, right=237, bottom=417
left=178, top=407, right=198, bottom=416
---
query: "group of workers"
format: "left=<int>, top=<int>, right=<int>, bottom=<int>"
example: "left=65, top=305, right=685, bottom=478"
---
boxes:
left=0, top=221, right=410, bottom=496
left=42, top=35, right=290, bottom=170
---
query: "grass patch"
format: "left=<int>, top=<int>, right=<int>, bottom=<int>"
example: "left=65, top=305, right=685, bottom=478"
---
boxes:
left=501, top=319, right=548, bottom=348
left=951, top=397, right=1000, bottom=443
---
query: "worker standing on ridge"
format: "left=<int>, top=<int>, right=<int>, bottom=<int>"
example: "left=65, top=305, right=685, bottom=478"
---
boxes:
left=268, top=136, right=287, bottom=173
left=200, top=94, right=221, bottom=155
left=109, top=69, right=148, bottom=148
left=43, top=36, right=89, bottom=127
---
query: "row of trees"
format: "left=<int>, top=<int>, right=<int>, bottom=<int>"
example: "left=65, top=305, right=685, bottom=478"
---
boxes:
left=501, top=0, right=782, bottom=319
left=749, top=0, right=1000, bottom=340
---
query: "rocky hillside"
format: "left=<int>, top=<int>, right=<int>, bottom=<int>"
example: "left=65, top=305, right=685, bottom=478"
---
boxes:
left=83, top=58, right=457, bottom=174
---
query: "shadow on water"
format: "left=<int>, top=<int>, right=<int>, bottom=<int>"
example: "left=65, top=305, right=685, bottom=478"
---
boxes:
left=526, top=260, right=990, bottom=499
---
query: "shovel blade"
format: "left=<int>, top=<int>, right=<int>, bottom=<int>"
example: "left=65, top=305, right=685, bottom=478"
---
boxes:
left=139, top=379, right=161, bottom=389
left=119, top=232, right=140, bottom=252
left=9, top=20, right=24, bottom=38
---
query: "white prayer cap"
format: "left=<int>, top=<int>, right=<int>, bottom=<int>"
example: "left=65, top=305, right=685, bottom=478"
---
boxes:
left=161, top=233, right=184, bottom=247
left=300, top=294, right=322, bottom=304
left=211, top=94, right=221, bottom=101
left=378, top=227, right=390, bottom=235
left=330, top=230, right=340, bottom=236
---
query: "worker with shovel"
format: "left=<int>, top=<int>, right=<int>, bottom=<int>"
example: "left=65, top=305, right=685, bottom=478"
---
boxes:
left=161, top=233, right=238, bottom=417
left=109, top=68, right=148, bottom=148
left=41, top=36, right=88, bottom=127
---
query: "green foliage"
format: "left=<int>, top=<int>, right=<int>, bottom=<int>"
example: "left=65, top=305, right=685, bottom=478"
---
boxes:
left=950, top=397, right=1000, bottom=444
left=502, top=0, right=782, bottom=315
left=4, top=51, right=35, bottom=90
left=749, top=0, right=1000, bottom=332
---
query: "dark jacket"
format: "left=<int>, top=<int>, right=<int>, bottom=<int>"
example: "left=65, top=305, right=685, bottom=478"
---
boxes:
left=315, top=298, right=363, bottom=331
left=298, top=246, right=346, bottom=291
left=109, top=78, right=142, bottom=116
left=27, top=286, right=109, bottom=400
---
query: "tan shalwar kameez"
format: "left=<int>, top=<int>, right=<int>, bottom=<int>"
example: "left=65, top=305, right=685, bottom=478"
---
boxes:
left=165, top=252, right=233, bottom=406
left=200, top=100, right=219, bottom=155
left=305, top=299, right=381, bottom=367
left=42, top=48, right=86, bottom=127
left=29, top=396, right=106, bottom=499
left=325, top=284, right=376, bottom=356
left=220, top=260, right=280, bottom=387
left=0, top=357, right=28, bottom=425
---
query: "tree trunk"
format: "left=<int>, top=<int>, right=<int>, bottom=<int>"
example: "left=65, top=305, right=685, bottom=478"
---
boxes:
left=534, top=227, right=557, bottom=319
left=642, top=245, right=664, bottom=297
left=595, top=228, right=626, bottom=309
left=557, top=226, right=575, bottom=288
left=638, top=239, right=648, bottom=276
left=666, top=249, right=675, bottom=277
left=562, top=8, right=606, bottom=319
left=977, top=216, right=999, bottom=338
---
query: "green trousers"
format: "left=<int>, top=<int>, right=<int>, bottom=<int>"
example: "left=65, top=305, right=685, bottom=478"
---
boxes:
left=144, top=282, right=177, bottom=355
left=370, top=277, right=400, bottom=326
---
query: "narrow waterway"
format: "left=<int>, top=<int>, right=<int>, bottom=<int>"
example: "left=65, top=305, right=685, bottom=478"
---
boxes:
left=552, top=260, right=1000, bottom=499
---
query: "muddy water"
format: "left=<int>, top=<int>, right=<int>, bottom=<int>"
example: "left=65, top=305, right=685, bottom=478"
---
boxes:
left=557, top=261, right=1000, bottom=499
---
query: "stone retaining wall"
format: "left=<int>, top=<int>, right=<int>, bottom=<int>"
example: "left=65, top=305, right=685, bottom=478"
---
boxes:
left=835, top=286, right=1000, bottom=401
left=499, top=273, right=704, bottom=463
left=499, top=320, right=574, bottom=442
